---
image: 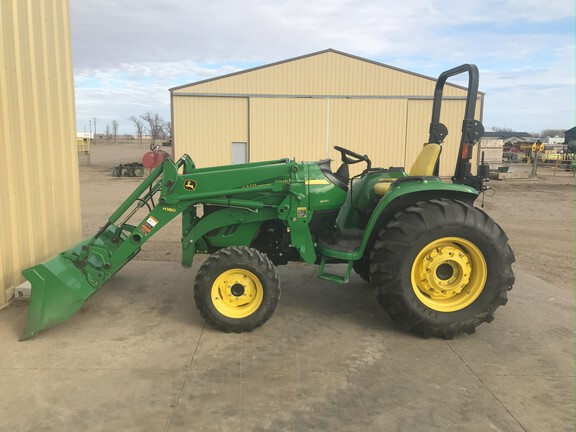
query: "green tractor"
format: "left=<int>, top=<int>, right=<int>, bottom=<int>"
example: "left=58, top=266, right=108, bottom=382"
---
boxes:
left=22, top=64, right=514, bottom=340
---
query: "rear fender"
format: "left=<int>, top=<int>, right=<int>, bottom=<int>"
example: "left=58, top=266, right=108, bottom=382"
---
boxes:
left=357, top=178, right=478, bottom=257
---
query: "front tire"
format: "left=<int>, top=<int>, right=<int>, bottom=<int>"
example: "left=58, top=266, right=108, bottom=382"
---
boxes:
left=370, top=199, right=515, bottom=339
left=194, top=246, right=281, bottom=332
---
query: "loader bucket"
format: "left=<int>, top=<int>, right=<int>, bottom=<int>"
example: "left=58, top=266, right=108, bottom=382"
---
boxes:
left=19, top=161, right=168, bottom=340
left=20, top=254, right=97, bottom=340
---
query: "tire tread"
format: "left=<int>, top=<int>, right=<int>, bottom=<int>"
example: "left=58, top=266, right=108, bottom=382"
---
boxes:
left=194, top=246, right=280, bottom=333
left=370, top=199, right=515, bottom=339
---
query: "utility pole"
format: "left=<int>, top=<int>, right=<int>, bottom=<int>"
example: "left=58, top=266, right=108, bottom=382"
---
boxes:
left=92, top=118, right=98, bottom=141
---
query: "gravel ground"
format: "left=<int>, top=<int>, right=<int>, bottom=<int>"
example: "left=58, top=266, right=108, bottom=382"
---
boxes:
left=481, top=170, right=574, bottom=291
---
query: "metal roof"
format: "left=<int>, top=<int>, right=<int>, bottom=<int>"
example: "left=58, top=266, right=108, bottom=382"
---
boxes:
left=483, top=132, right=533, bottom=139
left=169, top=49, right=484, bottom=95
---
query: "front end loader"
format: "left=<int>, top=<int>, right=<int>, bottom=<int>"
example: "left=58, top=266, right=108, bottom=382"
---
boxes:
left=21, top=64, right=514, bottom=340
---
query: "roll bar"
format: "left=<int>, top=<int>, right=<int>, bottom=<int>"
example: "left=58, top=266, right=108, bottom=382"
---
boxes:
left=428, top=64, right=486, bottom=188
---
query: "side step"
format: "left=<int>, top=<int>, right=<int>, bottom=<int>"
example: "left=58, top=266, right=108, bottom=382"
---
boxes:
left=316, top=256, right=353, bottom=284
left=317, top=228, right=363, bottom=254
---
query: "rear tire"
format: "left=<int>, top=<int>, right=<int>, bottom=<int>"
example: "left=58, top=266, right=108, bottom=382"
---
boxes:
left=194, top=246, right=281, bottom=332
left=370, top=199, right=515, bottom=339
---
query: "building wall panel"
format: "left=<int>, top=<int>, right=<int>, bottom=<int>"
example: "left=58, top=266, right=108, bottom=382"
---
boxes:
left=172, top=96, right=248, bottom=167
left=249, top=98, right=326, bottom=163
left=174, top=94, right=476, bottom=177
left=0, top=0, right=81, bottom=306
left=328, top=99, right=408, bottom=176
left=405, top=100, right=436, bottom=172
left=197, top=98, right=412, bottom=177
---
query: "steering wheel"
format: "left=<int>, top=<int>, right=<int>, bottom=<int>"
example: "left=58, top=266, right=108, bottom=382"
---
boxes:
left=334, top=146, right=372, bottom=172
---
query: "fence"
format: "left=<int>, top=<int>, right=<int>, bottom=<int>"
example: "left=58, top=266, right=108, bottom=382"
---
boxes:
left=77, top=137, right=90, bottom=154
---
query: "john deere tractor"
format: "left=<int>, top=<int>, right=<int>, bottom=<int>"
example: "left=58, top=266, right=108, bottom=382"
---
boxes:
left=22, top=64, right=514, bottom=340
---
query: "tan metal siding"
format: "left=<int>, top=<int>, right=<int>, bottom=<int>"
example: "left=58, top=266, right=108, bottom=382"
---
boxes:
left=249, top=98, right=326, bottom=162
left=174, top=51, right=467, bottom=98
left=0, top=0, right=81, bottom=306
left=215, top=98, right=410, bottom=177
left=175, top=95, right=478, bottom=177
left=173, top=96, right=248, bottom=167
left=329, top=99, right=408, bottom=176
left=405, top=100, right=434, bottom=172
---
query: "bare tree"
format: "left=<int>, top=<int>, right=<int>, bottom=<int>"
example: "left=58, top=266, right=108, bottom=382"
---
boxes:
left=490, top=126, right=513, bottom=132
left=128, top=115, right=145, bottom=145
left=540, top=129, right=565, bottom=138
left=140, top=112, right=165, bottom=144
left=162, top=121, right=172, bottom=140
left=111, top=120, right=118, bottom=144
left=105, top=124, right=112, bottom=143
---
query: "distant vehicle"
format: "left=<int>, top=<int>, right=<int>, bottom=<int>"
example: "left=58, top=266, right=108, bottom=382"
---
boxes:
left=540, top=152, right=564, bottom=162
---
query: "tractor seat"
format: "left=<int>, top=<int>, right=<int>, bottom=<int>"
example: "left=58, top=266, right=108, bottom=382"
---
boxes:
left=374, top=143, right=442, bottom=196
left=408, top=143, right=442, bottom=176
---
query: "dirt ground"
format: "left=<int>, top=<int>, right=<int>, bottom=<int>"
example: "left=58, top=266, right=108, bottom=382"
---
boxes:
left=81, top=141, right=575, bottom=291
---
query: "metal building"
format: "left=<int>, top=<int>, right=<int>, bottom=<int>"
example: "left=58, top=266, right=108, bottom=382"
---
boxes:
left=170, top=49, right=483, bottom=176
left=0, top=0, right=81, bottom=308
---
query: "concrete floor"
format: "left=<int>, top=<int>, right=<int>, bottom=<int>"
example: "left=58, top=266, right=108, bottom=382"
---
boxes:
left=1, top=261, right=574, bottom=432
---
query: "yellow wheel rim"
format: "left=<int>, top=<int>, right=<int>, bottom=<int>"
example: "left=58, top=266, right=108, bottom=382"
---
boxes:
left=211, top=269, right=264, bottom=319
left=410, top=237, right=487, bottom=312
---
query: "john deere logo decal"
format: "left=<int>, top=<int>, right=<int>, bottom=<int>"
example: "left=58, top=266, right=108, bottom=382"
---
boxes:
left=184, top=180, right=197, bottom=191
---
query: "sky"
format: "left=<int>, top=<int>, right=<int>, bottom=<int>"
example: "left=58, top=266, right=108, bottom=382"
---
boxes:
left=70, top=0, right=575, bottom=137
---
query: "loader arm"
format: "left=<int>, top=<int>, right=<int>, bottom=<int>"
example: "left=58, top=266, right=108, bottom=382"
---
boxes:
left=21, top=155, right=316, bottom=339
